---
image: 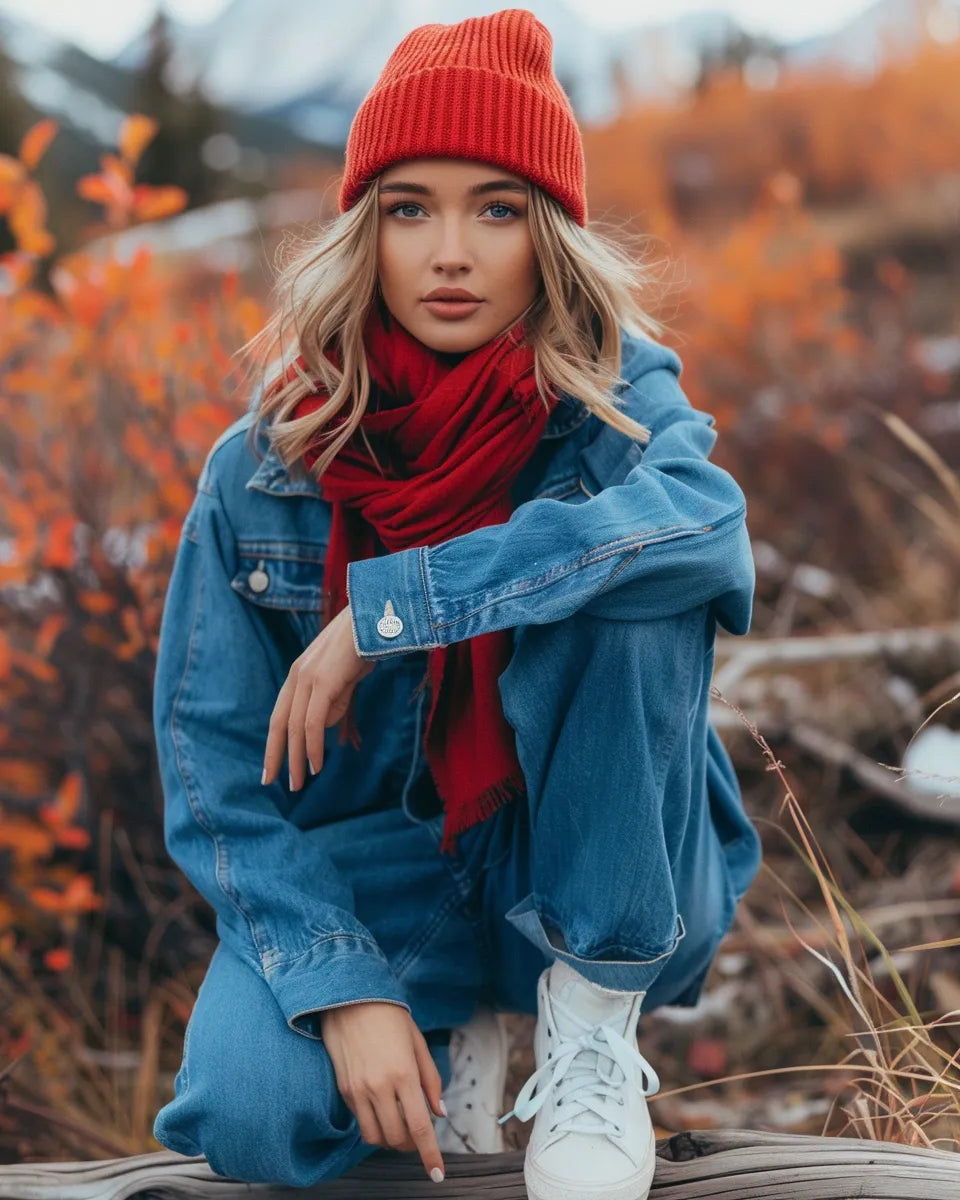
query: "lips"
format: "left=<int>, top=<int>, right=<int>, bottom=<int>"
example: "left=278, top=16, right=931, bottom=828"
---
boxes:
left=423, top=290, right=481, bottom=302
left=422, top=296, right=484, bottom=321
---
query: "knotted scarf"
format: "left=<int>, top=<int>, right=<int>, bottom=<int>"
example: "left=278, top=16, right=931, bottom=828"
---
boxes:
left=271, top=298, right=561, bottom=855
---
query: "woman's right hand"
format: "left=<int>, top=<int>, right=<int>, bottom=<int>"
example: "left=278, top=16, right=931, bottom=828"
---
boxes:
left=320, top=1001, right=447, bottom=1183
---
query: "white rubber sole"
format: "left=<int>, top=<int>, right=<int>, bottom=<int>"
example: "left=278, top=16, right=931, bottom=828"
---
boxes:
left=523, top=1124, right=656, bottom=1200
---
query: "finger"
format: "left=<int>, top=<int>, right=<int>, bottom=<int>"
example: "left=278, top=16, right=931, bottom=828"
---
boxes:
left=412, top=1027, right=447, bottom=1119
left=326, top=687, right=352, bottom=727
left=303, top=680, right=340, bottom=777
left=262, top=670, right=297, bottom=785
left=286, top=669, right=317, bottom=792
left=397, top=1080, right=445, bottom=1182
left=373, top=1085, right=411, bottom=1151
left=351, top=1094, right=386, bottom=1149
left=388, top=1096, right=417, bottom=1153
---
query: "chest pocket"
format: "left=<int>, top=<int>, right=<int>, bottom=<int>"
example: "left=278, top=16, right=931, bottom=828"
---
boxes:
left=230, top=540, right=329, bottom=652
left=577, top=433, right=645, bottom=498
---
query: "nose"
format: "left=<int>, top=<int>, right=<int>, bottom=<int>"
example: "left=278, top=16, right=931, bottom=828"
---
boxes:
left=430, top=214, right=473, bottom=273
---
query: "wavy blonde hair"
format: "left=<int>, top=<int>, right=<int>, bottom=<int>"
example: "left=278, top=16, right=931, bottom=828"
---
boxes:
left=237, top=173, right=673, bottom=482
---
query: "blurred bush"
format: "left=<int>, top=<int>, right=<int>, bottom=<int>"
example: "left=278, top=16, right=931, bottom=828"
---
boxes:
left=0, top=118, right=263, bottom=1158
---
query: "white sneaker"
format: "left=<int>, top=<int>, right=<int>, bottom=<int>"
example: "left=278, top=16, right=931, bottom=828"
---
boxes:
left=499, top=960, right=660, bottom=1200
left=433, top=1003, right=509, bottom=1154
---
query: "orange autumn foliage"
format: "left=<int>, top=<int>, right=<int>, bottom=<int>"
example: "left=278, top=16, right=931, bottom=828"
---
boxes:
left=0, top=114, right=265, bottom=971
left=584, top=37, right=960, bottom=224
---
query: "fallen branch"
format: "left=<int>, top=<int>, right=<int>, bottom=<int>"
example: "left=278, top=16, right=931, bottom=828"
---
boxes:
left=2, top=1128, right=959, bottom=1198
left=788, top=721, right=960, bottom=824
left=713, top=621, right=960, bottom=693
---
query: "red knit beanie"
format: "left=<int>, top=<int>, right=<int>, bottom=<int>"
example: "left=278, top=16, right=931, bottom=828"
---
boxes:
left=337, top=7, right=587, bottom=226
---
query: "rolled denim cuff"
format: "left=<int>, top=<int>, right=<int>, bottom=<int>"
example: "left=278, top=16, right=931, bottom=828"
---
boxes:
left=346, top=549, right=439, bottom=659
left=263, top=933, right=411, bottom=1041
left=504, top=894, right=686, bottom=996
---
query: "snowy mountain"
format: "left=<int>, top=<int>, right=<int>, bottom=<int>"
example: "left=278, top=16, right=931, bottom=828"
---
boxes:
left=788, top=0, right=960, bottom=73
left=119, top=0, right=958, bottom=141
left=149, top=0, right=621, bottom=136
left=608, top=10, right=750, bottom=102
left=3, top=0, right=957, bottom=158
left=1, top=11, right=134, bottom=147
left=0, top=7, right=319, bottom=170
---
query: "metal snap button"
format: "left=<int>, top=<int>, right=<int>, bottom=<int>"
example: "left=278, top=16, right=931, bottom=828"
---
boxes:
left=376, top=599, right=403, bottom=638
left=248, top=559, right=270, bottom=593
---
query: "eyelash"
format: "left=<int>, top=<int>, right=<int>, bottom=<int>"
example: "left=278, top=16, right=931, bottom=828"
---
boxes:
left=383, top=200, right=521, bottom=220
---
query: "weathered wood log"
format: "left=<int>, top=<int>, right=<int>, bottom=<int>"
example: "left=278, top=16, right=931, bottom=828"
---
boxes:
left=2, top=1128, right=959, bottom=1198
left=712, top=621, right=960, bottom=694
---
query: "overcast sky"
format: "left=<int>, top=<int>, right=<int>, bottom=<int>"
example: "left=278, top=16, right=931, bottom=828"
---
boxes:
left=0, top=0, right=877, bottom=59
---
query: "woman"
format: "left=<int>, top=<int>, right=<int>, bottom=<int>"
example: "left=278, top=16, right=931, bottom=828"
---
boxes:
left=151, top=9, right=762, bottom=1199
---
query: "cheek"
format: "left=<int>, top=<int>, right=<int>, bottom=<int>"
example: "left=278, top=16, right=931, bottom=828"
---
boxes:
left=377, top=233, right=408, bottom=290
left=509, top=246, right=540, bottom=295
left=487, top=232, right=537, bottom=292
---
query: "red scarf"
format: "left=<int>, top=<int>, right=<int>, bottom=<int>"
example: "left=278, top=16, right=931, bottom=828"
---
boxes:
left=273, top=299, right=560, bottom=854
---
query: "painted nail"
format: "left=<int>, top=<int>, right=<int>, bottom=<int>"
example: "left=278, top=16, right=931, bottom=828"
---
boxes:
left=439, top=1099, right=448, bottom=1116
left=430, top=1167, right=444, bottom=1183
left=289, top=770, right=295, bottom=791
left=308, top=758, right=318, bottom=775
left=261, top=766, right=267, bottom=786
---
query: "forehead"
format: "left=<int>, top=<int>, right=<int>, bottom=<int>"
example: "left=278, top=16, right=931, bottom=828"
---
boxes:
left=379, top=158, right=527, bottom=186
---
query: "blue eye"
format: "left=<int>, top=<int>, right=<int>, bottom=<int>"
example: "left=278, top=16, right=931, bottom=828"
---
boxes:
left=384, top=201, right=520, bottom=220
left=387, top=202, right=423, bottom=218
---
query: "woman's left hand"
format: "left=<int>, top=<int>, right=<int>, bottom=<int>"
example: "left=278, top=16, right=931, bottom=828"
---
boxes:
left=262, top=603, right=377, bottom=791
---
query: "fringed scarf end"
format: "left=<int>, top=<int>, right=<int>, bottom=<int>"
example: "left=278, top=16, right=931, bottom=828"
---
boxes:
left=438, top=769, right=527, bottom=857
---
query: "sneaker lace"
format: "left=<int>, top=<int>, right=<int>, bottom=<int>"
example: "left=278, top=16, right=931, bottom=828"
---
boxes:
left=498, top=993, right=659, bottom=1137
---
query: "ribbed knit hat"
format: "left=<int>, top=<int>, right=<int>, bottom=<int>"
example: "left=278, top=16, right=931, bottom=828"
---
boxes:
left=337, top=8, right=587, bottom=226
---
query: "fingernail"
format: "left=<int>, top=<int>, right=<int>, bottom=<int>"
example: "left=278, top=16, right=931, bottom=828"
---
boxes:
left=308, top=758, right=318, bottom=775
left=261, top=766, right=267, bottom=786
left=430, top=1167, right=444, bottom=1183
left=439, top=1099, right=448, bottom=1116
left=289, top=770, right=295, bottom=791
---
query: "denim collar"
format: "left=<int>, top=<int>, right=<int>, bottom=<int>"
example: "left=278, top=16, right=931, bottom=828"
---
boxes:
left=245, top=389, right=592, bottom=497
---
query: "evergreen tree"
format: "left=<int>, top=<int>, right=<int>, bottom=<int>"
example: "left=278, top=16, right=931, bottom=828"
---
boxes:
left=128, top=9, right=222, bottom=206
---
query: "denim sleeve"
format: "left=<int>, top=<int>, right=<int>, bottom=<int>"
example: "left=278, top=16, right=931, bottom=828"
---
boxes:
left=346, top=358, right=755, bottom=658
left=152, top=477, right=410, bottom=1041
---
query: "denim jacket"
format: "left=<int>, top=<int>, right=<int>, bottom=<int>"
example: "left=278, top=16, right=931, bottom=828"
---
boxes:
left=152, top=327, right=756, bottom=1038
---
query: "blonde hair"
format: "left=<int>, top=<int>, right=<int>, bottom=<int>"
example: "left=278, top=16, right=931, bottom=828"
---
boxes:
left=237, top=175, right=673, bottom=482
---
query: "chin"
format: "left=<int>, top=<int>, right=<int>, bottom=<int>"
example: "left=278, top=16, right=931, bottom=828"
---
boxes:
left=403, top=314, right=496, bottom=355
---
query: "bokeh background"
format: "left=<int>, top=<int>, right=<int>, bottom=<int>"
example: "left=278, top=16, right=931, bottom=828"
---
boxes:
left=1, top=0, right=959, bottom=1164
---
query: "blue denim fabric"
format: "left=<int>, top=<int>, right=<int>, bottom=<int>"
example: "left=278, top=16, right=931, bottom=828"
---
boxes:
left=151, top=328, right=762, bottom=1183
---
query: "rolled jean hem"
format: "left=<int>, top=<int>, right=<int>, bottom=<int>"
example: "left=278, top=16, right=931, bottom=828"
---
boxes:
left=505, top=894, right=685, bottom=995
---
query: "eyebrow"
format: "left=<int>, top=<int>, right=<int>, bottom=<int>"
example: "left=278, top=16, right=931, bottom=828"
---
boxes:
left=378, top=179, right=529, bottom=197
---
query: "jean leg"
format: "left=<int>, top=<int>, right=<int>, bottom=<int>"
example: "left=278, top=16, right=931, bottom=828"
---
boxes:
left=482, top=602, right=761, bottom=1010
left=153, top=800, right=482, bottom=1187
left=153, top=938, right=456, bottom=1185
left=154, top=939, right=373, bottom=1184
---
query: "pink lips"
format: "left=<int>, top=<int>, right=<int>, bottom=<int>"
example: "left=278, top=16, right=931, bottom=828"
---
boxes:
left=422, top=298, right=484, bottom=320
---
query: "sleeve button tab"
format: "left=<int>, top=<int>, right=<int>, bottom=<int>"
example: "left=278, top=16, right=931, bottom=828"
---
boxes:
left=376, top=599, right=404, bottom=639
left=248, top=559, right=270, bottom=593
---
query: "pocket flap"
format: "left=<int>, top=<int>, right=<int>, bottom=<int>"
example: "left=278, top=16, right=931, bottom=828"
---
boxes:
left=230, top=541, right=328, bottom=611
